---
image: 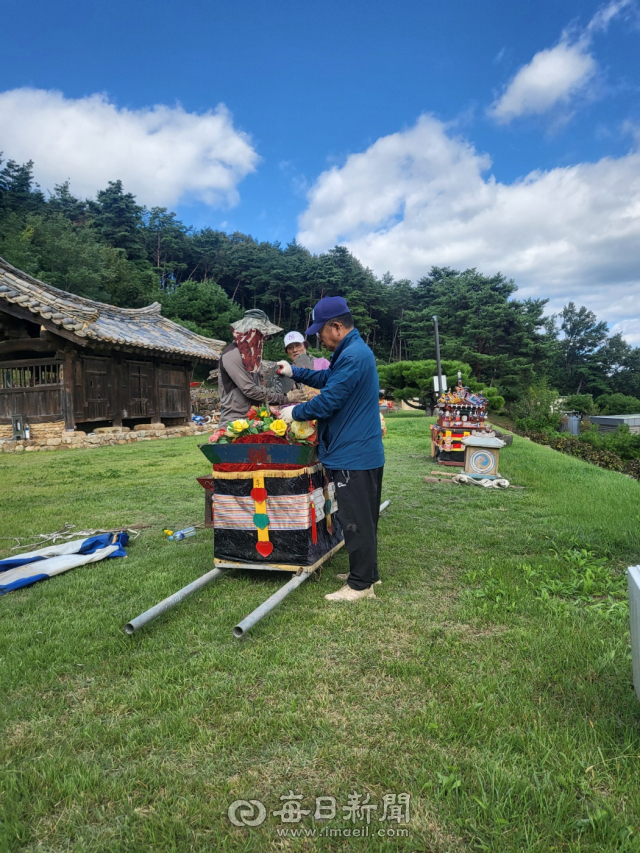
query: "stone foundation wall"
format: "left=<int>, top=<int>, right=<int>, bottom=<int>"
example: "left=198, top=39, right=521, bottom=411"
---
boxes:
left=0, top=419, right=67, bottom=440
left=30, top=420, right=66, bottom=439
left=0, top=423, right=212, bottom=453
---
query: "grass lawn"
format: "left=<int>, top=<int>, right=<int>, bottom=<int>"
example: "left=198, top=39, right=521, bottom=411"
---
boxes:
left=2, top=416, right=640, bottom=852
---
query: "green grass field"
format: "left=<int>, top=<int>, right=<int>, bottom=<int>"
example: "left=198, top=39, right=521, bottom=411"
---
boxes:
left=2, top=417, right=640, bottom=852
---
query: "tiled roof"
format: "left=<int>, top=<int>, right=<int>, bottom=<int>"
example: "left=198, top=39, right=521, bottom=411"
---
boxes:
left=0, top=256, right=225, bottom=362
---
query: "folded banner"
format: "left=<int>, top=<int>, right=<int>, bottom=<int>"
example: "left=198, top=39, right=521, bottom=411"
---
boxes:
left=0, top=532, right=129, bottom=594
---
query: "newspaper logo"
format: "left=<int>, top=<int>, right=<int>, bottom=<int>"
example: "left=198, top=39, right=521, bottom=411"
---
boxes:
left=228, top=799, right=267, bottom=827
left=227, top=791, right=410, bottom=830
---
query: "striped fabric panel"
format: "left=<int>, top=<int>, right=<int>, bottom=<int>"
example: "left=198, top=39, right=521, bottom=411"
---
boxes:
left=213, top=483, right=338, bottom=531
left=214, top=494, right=308, bottom=530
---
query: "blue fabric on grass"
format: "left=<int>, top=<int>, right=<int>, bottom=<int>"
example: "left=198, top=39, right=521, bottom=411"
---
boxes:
left=0, top=532, right=129, bottom=594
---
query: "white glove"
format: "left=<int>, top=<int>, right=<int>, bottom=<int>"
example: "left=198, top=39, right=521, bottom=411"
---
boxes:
left=276, top=360, right=293, bottom=378
left=279, top=405, right=296, bottom=424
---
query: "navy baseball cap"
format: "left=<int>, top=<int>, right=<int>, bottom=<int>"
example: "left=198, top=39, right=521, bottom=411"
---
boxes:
left=306, top=296, right=350, bottom=336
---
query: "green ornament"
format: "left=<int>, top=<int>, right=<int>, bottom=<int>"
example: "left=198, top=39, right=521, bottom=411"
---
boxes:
left=253, top=513, right=269, bottom=529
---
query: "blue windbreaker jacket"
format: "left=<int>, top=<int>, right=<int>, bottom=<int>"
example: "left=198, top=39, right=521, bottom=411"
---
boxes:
left=291, top=328, right=385, bottom=470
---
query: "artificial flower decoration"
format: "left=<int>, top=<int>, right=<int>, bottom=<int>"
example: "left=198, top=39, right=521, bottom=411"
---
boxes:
left=270, top=419, right=287, bottom=437
left=209, top=407, right=318, bottom=446
left=290, top=420, right=316, bottom=441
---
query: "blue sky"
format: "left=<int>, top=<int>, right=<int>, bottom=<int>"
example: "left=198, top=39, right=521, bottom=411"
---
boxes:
left=2, top=0, right=640, bottom=340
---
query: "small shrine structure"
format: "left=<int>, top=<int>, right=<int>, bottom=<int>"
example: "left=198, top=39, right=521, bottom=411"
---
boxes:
left=431, top=381, right=490, bottom=466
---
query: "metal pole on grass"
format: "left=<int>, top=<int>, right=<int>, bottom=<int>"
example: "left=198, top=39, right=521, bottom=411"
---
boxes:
left=124, top=567, right=226, bottom=634
left=233, top=571, right=311, bottom=638
left=233, top=500, right=390, bottom=639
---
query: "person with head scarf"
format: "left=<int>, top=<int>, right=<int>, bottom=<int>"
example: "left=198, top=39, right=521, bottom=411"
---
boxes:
left=218, top=310, right=303, bottom=428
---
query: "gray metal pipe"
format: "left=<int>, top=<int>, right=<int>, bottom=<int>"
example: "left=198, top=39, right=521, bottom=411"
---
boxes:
left=432, top=315, right=443, bottom=396
left=124, top=566, right=226, bottom=635
left=233, top=571, right=311, bottom=638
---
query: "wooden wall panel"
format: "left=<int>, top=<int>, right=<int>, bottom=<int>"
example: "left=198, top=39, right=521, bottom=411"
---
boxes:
left=82, top=357, right=110, bottom=421
left=158, top=363, right=188, bottom=416
left=126, top=361, right=152, bottom=418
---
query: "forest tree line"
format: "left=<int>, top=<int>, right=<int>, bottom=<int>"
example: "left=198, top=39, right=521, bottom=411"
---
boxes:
left=1, top=157, right=638, bottom=405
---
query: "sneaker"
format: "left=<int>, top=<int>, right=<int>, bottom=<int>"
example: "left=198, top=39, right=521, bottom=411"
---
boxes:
left=336, top=573, right=382, bottom=586
left=325, top=584, right=377, bottom=602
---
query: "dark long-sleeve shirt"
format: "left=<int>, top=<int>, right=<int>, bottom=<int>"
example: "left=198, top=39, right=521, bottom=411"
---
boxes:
left=290, top=329, right=385, bottom=470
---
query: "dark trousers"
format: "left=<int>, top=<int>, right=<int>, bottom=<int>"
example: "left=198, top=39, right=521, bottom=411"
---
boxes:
left=329, top=467, right=384, bottom=590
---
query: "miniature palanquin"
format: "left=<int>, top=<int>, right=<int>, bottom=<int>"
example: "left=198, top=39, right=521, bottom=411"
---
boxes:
left=431, top=383, right=490, bottom=467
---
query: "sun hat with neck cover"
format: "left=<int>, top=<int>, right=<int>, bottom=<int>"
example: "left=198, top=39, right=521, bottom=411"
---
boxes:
left=231, top=309, right=283, bottom=336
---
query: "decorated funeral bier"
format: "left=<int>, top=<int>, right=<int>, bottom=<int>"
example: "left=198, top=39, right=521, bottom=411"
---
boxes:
left=198, top=406, right=343, bottom=566
left=431, top=382, right=491, bottom=466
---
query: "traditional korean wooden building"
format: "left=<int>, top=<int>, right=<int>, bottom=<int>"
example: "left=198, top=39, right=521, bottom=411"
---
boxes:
left=0, top=256, right=224, bottom=436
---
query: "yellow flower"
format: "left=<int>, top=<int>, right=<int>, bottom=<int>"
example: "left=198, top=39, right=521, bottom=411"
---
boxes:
left=270, top=419, right=287, bottom=437
left=232, top=419, right=249, bottom=433
left=290, top=420, right=316, bottom=440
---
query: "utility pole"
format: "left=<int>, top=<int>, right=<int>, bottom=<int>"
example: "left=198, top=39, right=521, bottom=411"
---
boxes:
left=433, top=315, right=443, bottom=396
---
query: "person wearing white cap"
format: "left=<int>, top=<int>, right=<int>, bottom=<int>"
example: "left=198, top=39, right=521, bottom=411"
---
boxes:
left=283, top=331, right=331, bottom=370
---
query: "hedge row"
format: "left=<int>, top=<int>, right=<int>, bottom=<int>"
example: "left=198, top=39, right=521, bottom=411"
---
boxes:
left=521, top=431, right=640, bottom=480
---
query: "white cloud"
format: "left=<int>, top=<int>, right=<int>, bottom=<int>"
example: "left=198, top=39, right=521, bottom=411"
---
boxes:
left=586, top=0, right=634, bottom=35
left=489, top=42, right=596, bottom=122
left=489, top=0, right=631, bottom=122
left=297, top=115, right=640, bottom=343
left=0, top=88, right=260, bottom=207
left=611, top=319, right=640, bottom=346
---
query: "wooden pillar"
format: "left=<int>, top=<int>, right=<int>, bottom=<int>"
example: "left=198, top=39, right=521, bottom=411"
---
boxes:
left=112, top=355, right=123, bottom=427
left=62, top=350, right=75, bottom=430
left=185, top=361, right=193, bottom=426
left=151, top=357, right=161, bottom=424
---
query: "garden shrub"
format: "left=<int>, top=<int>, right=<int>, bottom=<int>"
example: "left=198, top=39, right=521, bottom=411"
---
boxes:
left=514, top=414, right=562, bottom=434
left=482, top=386, right=506, bottom=413
left=580, top=424, right=640, bottom=461
left=564, top=394, right=597, bottom=415
left=548, top=434, right=625, bottom=471
left=623, top=459, right=640, bottom=480
left=522, top=430, right=557, bottom=445
left=512, top=380, right=561, bottom=432
left=595, top=393, right=640, bottom=415
left=517, top=426, right=640, bottom=480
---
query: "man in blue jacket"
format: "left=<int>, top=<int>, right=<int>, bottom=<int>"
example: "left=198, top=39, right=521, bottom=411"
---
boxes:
left=278, top=296, right=385, bottom=602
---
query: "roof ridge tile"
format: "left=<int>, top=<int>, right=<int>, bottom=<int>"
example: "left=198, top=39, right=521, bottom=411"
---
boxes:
left=0, top=255, right=225, bottom=362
